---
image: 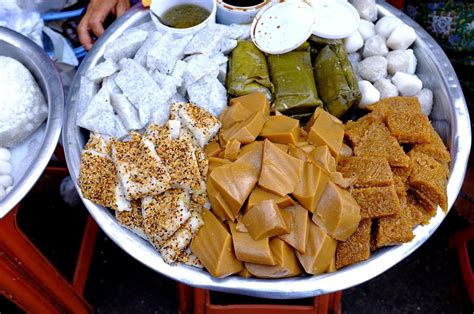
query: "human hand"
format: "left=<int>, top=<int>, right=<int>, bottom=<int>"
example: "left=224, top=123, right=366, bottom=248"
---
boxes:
left=78, top=0, right=130, bottom=51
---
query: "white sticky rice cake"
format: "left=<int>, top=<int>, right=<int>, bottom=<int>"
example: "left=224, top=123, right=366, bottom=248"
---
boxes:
left=76, top=76, right=99, bottom=118
left=104, top=28, right=148, bottom=62
left=85, top=59, right=120, bottom=83
left=79, top=134, right=132, bottom=212
left=116, top=201, right=147, bottom=239
left=110, top=94, right=142, bottom=131
left=102, top=73, right=121, bottom=95
left=111, top=132, right=171, bottom=200
left=225, top=23, right=251, bottom=40
left=183, top=54, right=220, bottom=89
left=134, top=31, right=163, bottom=66
left=141, top=189, right=191, bottom=248
left=186, top=75, right=227, bottom=117
left=115, top=58, right=170, bottom=126
left=77, top=86, right=128, bottom=138
left=184, top=24, right=227, bottom=55
left=147, top=33, right=193, bottom=74
left=178, top=247, right=203, bottom=268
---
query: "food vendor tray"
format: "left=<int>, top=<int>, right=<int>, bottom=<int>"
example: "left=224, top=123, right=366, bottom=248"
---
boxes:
left=63, top=3, right=471, bottom=298
left=0, top=27, right=63, bottom=218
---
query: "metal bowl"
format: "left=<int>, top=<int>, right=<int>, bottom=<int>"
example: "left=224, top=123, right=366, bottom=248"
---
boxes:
left=0, top=27, right=63, bottom=218
left=63, top=3, right=471, bottom=298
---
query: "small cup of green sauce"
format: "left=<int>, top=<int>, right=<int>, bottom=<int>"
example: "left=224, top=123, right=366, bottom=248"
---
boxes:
left=150, top=0, right=216, bottom=36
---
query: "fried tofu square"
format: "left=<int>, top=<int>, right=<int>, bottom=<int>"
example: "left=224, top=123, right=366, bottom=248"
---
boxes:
left=374, top=203, right=414, bottom=248
left=142, top=189, right=191, bottom=248
left=351, top=185, right=402, bottom=219
left=112, top=133, right=171, bottom=200
left=335, top=219, right=372, bottom=269
left=386, top=112, right=432, bottom=144
left=116, top=201, right=147, bottom=239
left=408, top=151, right=448, bottom=211
left=353, top=121, right=410, bottom=168
left=337, top=156, right=394, bottom=187
left=406, top=191, right=434, bottom=227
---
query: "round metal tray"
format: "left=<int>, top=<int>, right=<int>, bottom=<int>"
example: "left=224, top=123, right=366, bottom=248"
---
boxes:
left=0, top=27, right=63, bottom=218
left=63, top=3, right=471, bottom=298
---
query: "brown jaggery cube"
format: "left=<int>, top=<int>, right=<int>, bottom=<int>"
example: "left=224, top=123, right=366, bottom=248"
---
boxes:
left=406, top=191, right=434, bottom=227
left=408, top=151, right=448, bottom=211
left=337, top=156, right=394, bottom=187
left=374, top=203, right=414, bottom=248
left=386, top=112, right=432, bottom=144
left=335, top=219, right=372, bottom=269
left=353, top=121, right=410, bottom=168
left=351, top=185, right=402, bottom=219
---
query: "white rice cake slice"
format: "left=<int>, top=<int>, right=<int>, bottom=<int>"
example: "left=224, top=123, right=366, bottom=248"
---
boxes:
left=85, top=59, right=119, bottom=83
left=184, top=24, right=227, bottom=55
left=142, top=189, right=191, bottom=248
left=168, top=119, right=181, bottom=140
left=147, top=33, right=192, bottom=74
left=79, top=149, right=131, bottom=211
left=169, top=93, right=187, bottom=104
left=77, top=86, right=128, bottom=138
left=115, top=58, right=169, bottom=126
left=116, top=201, right=147, bottom=239
left=211, top=53, right=229, bottom=84
left=103, top=73, right=121, bottom=95
left=134, top=31, right=163, bottom=66
left=159, top=210, right=204, bottom=264
left=104, top=29, right=148, bottom=62
left=225, top=23, right=251, bottom=40
left=176, top=102, right=221, bottom=148
left=110, top=94, right=142, bottom=131
left=84, top=132, right=112, bottom=154
left=186, top=76, right=227, bottom=117
left=111, top=133, right=171, bottom=200
left=76, top=76, right=99, bottom=118
left=145, top=125, right=204, bottom=194
left=219, top=38, right=237, bottom=55
left=170, top=60, right=187, bottom=86
left=183, top=54, right=219, bottom=88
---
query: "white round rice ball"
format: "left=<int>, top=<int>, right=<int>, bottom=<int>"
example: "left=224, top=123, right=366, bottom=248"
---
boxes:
left=358, top=80, right=381, bottom=108
left=363, top=35, right=389, bottom=57
left=0, top=57, right=48, bottom=148
left=416, top=88, right=434, bottom=116
left=387, top=24, right=417, bottom=50
left=358, top=19, right=376, bottom=40
left=386, top=50, right=410, bottom=75
left=391, top=72, right=423, bottom=96
left=407, top=49, right=417, bottom=74
left=374, top=79, right=399, bottom=98
left=348, top=52, right=362, bottom=64
left=375, top=16, right=403, bottom=38
left=0, top=161, right=12, bottom=175
left=0, top=148, right=10, bottom=161
left=357, top=56, right=388, bottom=83
left=0, top=186, right=5, bottom=200
left=344, top=31, right=364, bottom=53
left=351, top=0, right=378, bottom=22
left=0, top=174, right=13, bottom=188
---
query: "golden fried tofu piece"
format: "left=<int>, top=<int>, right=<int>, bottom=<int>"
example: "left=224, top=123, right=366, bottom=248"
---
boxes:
left=408, top=151, right=448, bottom=211
left=351, top=185, right=402, bottom=219
left=337, top=156, right=394, bottom=187
left=374, top=202, right=414, bottom=248
left=386, top=112, right=432, bottom=144
left=116, top=201, right=146, bottom=239
left=335, top=219, right=372, bottom=269
left=353, top=121, right=410, bottom=168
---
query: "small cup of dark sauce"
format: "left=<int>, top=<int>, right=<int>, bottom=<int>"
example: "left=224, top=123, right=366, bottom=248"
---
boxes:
left=217, top=0, right=271, bottom=25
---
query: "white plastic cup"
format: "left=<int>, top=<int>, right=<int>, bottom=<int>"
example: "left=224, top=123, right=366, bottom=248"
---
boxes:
left=150, top=0, right=217, bottom=36
left=216, top=0, right=272, bottom=25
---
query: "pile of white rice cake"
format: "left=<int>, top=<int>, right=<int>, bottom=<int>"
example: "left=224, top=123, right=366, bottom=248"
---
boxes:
left=345, top=0, right=433, bottom=115
left=77, top=21, right=250, bottom=138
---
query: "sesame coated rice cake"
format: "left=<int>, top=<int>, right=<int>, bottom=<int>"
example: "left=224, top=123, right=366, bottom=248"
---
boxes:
left=335, top=219, right=372, bottom=269
left=353, top=121, right=410, bottom=168
left=116, top=201, right=146, bottom=239
left=351, top=185, right=401, bottom=219
left=374, top=201, right=414, bottom=248
left=337, top=156, right=394, bottom=188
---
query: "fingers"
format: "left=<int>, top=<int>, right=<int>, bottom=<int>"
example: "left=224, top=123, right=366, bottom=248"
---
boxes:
left=78, top=18, right=93, bottom=51
left=115, top=0, right=131, bottom=18
left=78, top=0, right=118, bottom=50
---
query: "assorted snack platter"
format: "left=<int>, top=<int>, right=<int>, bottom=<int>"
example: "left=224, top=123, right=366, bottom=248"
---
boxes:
left=63, top=3, right=470, bottom=298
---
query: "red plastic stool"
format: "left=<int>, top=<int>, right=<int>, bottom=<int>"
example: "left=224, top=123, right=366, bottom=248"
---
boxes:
left=177, top=283, right=341, bottom=314
left=449, top=224, right=474, bottom=303
left=0, top=166, right=99, bottom=313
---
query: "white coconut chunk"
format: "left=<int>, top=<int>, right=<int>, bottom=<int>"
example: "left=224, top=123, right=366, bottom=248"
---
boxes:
left=416, top=88, right=434, bottom=116
left=358, top=19, right=376, bottom=40
left=351, top=0, right=377, bottom=22
left=375, top=16, right=403, bottom=38
left=357, top=56, right=387, bottom=83
left=358, top=80, right=381, bottom=109
left=387, top=24, right=417, bottom=50
left=344, top=31, right=364, bottom=53
left=374, top=79, right=399, bottom=99
left=391, top=72, right=423, bottom=96
left=362, top=35, right=388, bottom=57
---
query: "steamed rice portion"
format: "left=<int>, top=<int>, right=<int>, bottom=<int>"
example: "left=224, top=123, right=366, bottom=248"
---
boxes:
left=0, top=56, right=48, bottom=147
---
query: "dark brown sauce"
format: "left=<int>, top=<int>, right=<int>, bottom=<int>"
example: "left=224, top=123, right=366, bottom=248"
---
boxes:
left=222, top=0, right=264, bottom=7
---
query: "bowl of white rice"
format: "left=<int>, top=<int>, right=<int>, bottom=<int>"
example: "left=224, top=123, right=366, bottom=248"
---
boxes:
left=0, top=27, right=63, bottom=217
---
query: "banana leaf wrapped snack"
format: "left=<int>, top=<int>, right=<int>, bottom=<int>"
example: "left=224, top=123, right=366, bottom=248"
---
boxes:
left=226, top=40, right=273, bottom=99
left=268, top=45, right=323, bottom=116
left=313, top=44, right=361, bottom=118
